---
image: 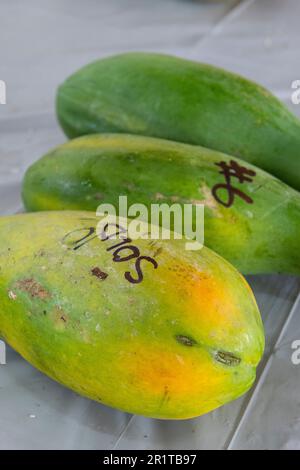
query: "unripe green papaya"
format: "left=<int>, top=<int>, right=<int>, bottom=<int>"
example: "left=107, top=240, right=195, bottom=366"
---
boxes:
left=56, top=52, right=300, bottom=190
left=0, top=211, right=263, bottom=419
left=22, top=134, right=300, bottom=275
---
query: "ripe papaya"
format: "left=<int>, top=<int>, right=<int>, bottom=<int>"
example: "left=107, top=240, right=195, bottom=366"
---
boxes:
left=22, top=134, right=300, bottom=275
left=56, top=52, right=300, bottom=190
left=0, top=211, right=264, bottom=419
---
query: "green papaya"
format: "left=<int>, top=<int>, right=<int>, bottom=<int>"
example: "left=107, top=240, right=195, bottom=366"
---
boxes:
left=56, top=52, right=300, bottom=190
left=22, top=134, right=300, bottom=275
left=0, top=211, right=264, bottom=419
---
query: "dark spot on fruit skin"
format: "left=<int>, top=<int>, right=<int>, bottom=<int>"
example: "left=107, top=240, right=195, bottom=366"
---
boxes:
left=175, top=335, right=197, bottom=347
left=91, top=267, right=108, bottom=280
left=215, top=351, right=241, bottom=366
left=52, top=307, right=69, bottom=330
left=37, top=250, right=46, bottom=257
left=15, top=279, right=50, bottom=300
left=175, top=335, right=241, bottom=366
left=148, top=240, right=158, bottom=248
left=94, top=193, right=104, bottom=200
left=159, top=386, right=170, bottom=408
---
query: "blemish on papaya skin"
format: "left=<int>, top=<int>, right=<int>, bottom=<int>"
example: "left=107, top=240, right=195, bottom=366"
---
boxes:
left=155, top=192, right=165, bottom=201
left=124, top=182, right=136, bottom=191
left=148, top=239, right=159, bottom=248
left=215, top=351, right=241, bottom=367
left=80, top=328, right=91, bottom=343
left=93, top=192, right=104, bottom=200
left=175, top=354, right=185, bottom=365
left=15, top=279, right=50, bottom=300
left=8, top=290, right=17, bottom=300
left=52, top=307, right=69, bottom=331
left=175, top=335, right=197, bottom=347
left=159, top=385, right=170, bottom=408
left=91, top=267, right=108, bottom=280
left=34, top=249, right=46, bottom=257
left=193, top=183, right=222, bottom=216
left=153, top=247, right=163, bottom=257
left=251, top=183, right=264, bottom=194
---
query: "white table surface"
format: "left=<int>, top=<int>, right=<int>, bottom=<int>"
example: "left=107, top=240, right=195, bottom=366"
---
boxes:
left=0, top=0, right=300, bottom=450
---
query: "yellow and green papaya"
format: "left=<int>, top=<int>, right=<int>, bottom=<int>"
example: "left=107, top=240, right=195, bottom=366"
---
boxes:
left=22, top=134, right=300, bottom=275
left=0, top=211, right=264, bottom=419
left=56, top=52, right=300, bottom=190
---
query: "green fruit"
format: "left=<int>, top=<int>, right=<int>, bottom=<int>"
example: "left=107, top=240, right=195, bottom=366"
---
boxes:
left=0, top=211, right=264, bottom=419
left=22, top=134, right=300, bottom=275
left=56, top=52, right=300, bottom=190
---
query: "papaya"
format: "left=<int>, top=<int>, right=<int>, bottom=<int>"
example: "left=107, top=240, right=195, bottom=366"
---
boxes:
left=0, top=211, right=264, bottom=419
left=56, top=52, right=300, bottom=190
left=22, top=134, right=300, bottom=275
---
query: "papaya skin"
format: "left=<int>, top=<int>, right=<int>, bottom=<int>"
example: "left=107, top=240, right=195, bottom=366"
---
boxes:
left=56, top=52, right=300, bottom=190
left=22, top=134, right=300, bottom=275
left=0, top=211, right=264, bottom=419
